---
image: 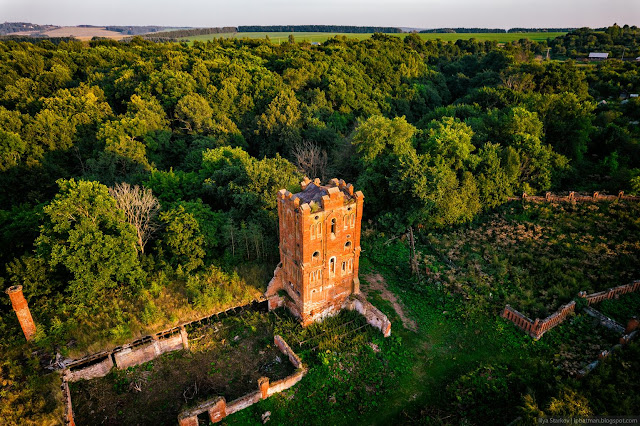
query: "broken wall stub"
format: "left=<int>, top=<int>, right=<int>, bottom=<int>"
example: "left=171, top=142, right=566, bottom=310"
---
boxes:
left=6, top=285, right=36, bottom=341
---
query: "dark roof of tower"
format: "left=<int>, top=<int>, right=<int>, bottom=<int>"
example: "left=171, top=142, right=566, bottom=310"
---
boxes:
left=291, top=182, right=354, bottom=204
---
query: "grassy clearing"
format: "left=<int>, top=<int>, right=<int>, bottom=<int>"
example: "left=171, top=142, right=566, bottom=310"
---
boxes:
left=69, top=311, right=293, bottom=425
left=180, top=32, right=567, bottom=44
left=595, top=292, right=640, bottom=325
left=415, top=201, right=640, bottom=319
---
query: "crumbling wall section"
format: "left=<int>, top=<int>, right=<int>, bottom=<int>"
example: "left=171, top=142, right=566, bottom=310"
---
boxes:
left=176, top=335, right=306, bottom=425
left=112, top=331, right=183, bottom=369
left=61, top=371, right=76, bottom=426
left=580, top=281, right=640, bottom=305
left=66, top=355, right=113, bottom=382
left=344, top=294, right=392, bottom=337
left=502, top=280, right=640, bottom=340
left=501, top=302, right=575, bottom=340
left=513, top=191, right=640, bottom=203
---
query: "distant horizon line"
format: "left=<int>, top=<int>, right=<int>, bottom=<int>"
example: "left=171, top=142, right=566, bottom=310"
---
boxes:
left=5, top=21, right=635, bottom=31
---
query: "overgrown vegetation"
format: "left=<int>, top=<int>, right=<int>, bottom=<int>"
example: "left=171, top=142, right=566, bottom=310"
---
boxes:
left=1, top=24, right=639, bottom=424
left=70, top=311, right=293, bottom=425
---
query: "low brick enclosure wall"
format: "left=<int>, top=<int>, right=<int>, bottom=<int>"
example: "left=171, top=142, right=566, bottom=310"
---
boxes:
left=268, top=290, right=392, bottom=338
left=343, top=294, right=392, bottom=337
left=177, top=335, right=306, bottom=425
left=59, top=299, right=266, bottom=425
left=502, top=301, right=576, bottom=340
left=501, top=281, right=640, bottom=340
left=579, top=281, right=640, bottom=305
left=63, top=299, right=265, bottom=381
left=577, top=319, right=640, bottom=377
left=509, top=191, right=640, bottom=203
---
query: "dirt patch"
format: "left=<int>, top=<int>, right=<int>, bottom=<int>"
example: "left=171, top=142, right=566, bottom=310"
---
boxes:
left=69, top=313, right=294, bottom=425
left=363, top=273, right=418, bottom=332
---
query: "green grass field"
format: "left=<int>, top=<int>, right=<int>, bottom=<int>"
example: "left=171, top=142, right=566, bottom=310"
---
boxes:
left=181, top=31, right=567, bottom=44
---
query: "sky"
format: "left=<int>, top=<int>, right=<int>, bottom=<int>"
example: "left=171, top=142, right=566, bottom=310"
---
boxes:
left=1, top=0, right=638, bottom=29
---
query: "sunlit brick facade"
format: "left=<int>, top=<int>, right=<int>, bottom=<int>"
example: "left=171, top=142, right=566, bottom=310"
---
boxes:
left=265, top=177, right=364, bottom=325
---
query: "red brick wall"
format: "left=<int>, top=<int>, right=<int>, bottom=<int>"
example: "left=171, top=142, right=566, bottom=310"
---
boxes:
left=512, top=191, right=640, bottom=203
left=501, top=302, right=575, bottom=340
left=582, top=281, right=640, bottom=305
left=176, top=335, right=306, bottom=424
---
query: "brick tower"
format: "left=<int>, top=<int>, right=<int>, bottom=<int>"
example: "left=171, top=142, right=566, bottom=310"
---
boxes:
left=266, top=178, right=364, bottom=325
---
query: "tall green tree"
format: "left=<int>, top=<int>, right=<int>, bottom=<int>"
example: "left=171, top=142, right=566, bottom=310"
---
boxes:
left=36, top=179, right=145, bottom=307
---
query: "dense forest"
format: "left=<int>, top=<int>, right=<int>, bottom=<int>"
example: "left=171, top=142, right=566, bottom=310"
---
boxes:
left=0, top=25, right=639, bottom=423
left=551, top=24, right=640, bottom=58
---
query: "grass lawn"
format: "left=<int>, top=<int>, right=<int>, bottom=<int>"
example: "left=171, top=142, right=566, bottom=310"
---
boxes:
left=180, top=32, right=567, bottom=44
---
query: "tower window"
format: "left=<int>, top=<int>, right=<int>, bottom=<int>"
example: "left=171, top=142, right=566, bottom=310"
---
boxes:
left=331, top=218, right=336, bottom=235
left=348, top=259, right=353, bottom=273
left=317, top=222, right=322, bottom=238
left=312, top=251, right=320, bottom=261
left=329, top=256, right=336, bottom=277
left=343, top=215, right=348, bottom=229
left=341, top=261, right=346, bottom=275
left=344, top=241, right=352, bottom=250
left=310, top=224, right=316, bottom=240
left=350, top=213, right=356, bottom=227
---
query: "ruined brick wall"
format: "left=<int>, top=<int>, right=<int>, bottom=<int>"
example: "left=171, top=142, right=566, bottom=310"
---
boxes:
left=269, top=178, right=364, bottom=325
left=113, top=332, right=183, bottom=369
left=61, top=371, right=76, bottom=426
left=501, top=301, right=575, bottom=340
left=581, top=281, right=640, bottom=305
left=502, top=280, right=640, bottom=340
left=274, top=334, right=303, bottom=368
left=66, top=355, right=114, bottom=382
left=344, top=294, right=392, bottom=337
left=177, top=335, right=306, bottom=425
left=510, top=191, right=640, bottom=203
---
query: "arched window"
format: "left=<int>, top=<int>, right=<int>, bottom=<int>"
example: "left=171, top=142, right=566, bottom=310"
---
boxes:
left=329, top=256, right=336, bottom=277
left=310, top=224, right=316, bottom=240
left=317, top=222, right=322, bottom=238
left=341, top=261, right=346, bottom=275
left=350, top=213, right=356, bottom=227
left=343, top=215, right=348, bottom=229
left=331, top=218, right=336, bottom=235
left=312, top=251, right=320, bottom=261
left=344, top=241, right=352, bottom=251
left=348, top=259, right=353, bottom=273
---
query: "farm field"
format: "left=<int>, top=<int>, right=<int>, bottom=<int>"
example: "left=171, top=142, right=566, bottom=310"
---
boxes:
left=40, top=26, right=126, bottom=40
left=180, top=31, right=567, bottom=44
